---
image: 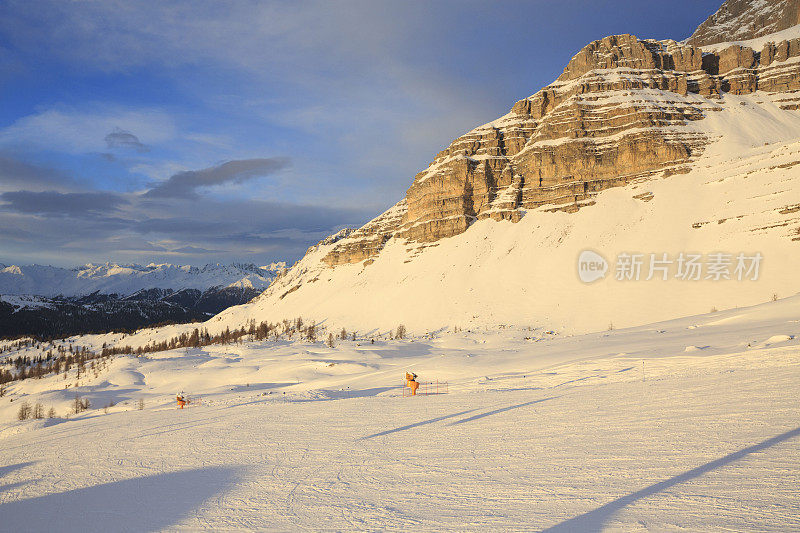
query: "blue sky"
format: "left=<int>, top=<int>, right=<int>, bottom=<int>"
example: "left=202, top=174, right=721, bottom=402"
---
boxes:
left=0, top=0, right=724, bottom=267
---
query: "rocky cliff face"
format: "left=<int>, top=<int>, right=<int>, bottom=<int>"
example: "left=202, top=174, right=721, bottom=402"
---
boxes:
left=689, top=0, right=800, bottom=46
left=317, top=0, right=800, bottom=267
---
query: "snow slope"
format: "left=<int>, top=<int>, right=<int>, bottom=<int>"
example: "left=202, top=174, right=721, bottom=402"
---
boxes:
left=0, top=296, right=799, bottom=530
left=0, top=262, right=285, bottom=298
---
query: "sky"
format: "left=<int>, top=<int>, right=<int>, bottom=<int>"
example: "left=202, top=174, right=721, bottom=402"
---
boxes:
left=0, top=0, right=725, bottom=268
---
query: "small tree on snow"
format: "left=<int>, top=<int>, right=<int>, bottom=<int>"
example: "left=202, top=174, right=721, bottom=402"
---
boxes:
left=327, top=333, right=335, bottom=348
left=17, top=401, right=31, bottom=421
left=396, top=324, right=407, bottom=339
left=73, top=394, right=89, bottom=414
left=33, top=402, right=44, bottom=419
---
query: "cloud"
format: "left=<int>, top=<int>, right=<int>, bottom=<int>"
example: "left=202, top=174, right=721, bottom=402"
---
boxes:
left=105, top=128, right=150, bottom=153
left=144, top=157, right=290, bottom=199
left=0, top=189, right=374, bottom=266
left=0, top=106, right=175, bottom=153
left=104, top=236, right=167, bottom=252
left=0, top=153, right=79, bottom=192
left=172, top=245, right=225, bottom=254
left=0, top=224, right=37, bottom=242
left=0, top=190, right=128, bottom=217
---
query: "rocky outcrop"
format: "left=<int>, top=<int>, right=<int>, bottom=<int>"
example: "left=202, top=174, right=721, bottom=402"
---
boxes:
left=321, top=203, right=406, bottom=267
left=689, top=0, right=800, bottom=46
left=319, top=3, right=800, bottom=267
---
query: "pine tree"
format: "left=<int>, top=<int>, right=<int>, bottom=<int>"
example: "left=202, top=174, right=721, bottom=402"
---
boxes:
left=72, top=394, right=85, bottom=414
left=17, top=401, right=31, bottom=420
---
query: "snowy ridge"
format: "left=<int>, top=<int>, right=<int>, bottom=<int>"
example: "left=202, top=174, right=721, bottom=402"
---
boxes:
left=0, top=295, right=55, bottom=311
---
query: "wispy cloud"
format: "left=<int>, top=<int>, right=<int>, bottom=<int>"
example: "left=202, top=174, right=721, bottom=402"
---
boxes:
left=0, top=106, right=175, bottom=153
left=144, top=157, right=290, bottom=199
left=172, top=245, right=225, bottom=254
left=105, top=127, right=150, bottom=153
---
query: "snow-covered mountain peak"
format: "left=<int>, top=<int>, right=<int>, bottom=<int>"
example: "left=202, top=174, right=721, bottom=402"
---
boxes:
left=260, top=262, right=287, bottom=272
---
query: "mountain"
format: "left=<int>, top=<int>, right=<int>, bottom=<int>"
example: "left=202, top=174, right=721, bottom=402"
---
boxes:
left=0, top=263, right=286, bottom=339
left=35, top=0, right=800, bottom=343
left=688, top=0, right=800, bottom=45
left=152, top=0, right=795, bottom=338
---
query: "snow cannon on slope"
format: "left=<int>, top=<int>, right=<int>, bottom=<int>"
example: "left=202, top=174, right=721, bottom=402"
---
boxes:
left=405, top=372, right=419, bottom=396
left=403, top=372, right=448, bottom=397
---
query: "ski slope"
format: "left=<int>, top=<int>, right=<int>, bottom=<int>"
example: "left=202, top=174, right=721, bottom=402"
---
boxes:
left=1, top=296, right=799, bottom=530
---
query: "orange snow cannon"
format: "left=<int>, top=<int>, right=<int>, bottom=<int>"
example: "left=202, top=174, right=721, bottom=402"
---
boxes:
left=177, top=395, right=186, bottom=409
left=405, top=372, right=419, bottom=396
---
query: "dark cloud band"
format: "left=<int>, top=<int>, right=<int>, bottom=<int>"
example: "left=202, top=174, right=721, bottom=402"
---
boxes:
left=144, top=157, right=290, bottom=199
left=0, top=190, right=127, bottom=216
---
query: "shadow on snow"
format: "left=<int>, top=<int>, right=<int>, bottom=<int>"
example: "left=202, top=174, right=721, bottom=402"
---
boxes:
left=542, top=425, right=800, bottom=532
left=361, top=409, right=479, bottom=439
left=447, top=397, right=556, bottom=426
left=362, top=395, right=557, bottom=439
left=0, top=466, right=239, bottom=532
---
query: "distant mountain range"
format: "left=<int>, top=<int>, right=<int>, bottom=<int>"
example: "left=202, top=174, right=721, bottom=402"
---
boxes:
left=0, top=262, right=286, bottom=339
left=0, top=262, right=284, bottom=297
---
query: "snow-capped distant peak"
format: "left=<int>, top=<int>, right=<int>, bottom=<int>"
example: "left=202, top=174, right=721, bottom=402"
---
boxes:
left=260, top=262, right=287, bottom=272
left=227, top=278, right=255, bottom=290
left=0, top=262, right=283, bottom=298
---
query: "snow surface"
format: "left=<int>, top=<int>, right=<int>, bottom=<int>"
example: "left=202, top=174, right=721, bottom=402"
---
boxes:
left=0, top=262, right=281, bottom=298
left=1, top=296, right=800, bottom=530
